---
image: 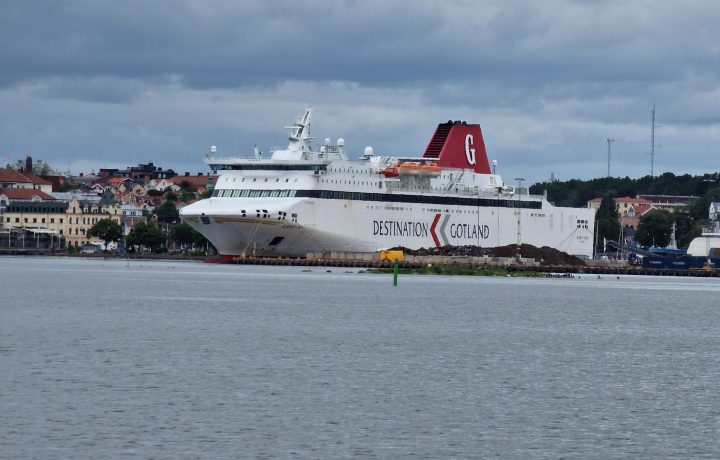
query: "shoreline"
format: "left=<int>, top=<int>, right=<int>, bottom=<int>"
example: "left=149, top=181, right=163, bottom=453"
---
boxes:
left=0, top=251, right=206, bottom=262
left=4, top=251, right=718, bottom=277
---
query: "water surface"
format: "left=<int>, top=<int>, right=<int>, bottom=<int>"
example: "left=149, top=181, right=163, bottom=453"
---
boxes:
left=2, top=257, right=720, bottom=458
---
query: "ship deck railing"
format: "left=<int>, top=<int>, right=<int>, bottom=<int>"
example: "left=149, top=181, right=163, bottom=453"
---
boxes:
left=384, top=183, right=543, bottom=200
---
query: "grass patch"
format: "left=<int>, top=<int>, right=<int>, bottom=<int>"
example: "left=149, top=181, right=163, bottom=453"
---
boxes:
left=368, top=266, right=548, bottom=277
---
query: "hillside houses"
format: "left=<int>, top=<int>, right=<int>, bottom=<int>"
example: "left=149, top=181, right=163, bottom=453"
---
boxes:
left=1, top=157, right=214, bottom=251
left=587, top=194, right=700, bottom=245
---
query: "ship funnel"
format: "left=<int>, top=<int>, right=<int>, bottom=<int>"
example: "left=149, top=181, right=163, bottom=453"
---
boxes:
left=422, top=121, right=490, bottom=174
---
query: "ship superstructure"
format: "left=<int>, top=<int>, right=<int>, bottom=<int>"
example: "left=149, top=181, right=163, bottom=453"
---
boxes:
left=181, top=108, right=596, bottom=260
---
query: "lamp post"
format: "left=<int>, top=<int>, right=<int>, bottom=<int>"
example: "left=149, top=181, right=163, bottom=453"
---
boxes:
left=514, top=177, right=525, bottom=195
left=606, top=138, right=615, bottom=178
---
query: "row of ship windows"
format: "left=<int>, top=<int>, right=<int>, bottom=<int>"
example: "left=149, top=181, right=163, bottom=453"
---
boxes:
left=226, top=177, right=300, bottom=183
left=214, top=189, right=298, bottom=198
left=212, top=189, right=542, bottom=209
left=320, top=179, right=382, bottom=187
left=236, top=210, right=298, bottom=222
left=327, top=168, right=372, bottom=174
left=366, top=206, right=494, bottom=215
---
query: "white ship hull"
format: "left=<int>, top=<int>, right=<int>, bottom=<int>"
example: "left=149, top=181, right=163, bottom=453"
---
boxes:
left=181, top=109, right=596, bottom=260
left=182, top=193, right=594, bottom=258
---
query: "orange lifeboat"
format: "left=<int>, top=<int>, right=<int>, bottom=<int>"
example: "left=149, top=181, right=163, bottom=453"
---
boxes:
left=380, top=165, right=399, bottom=177
left=418, top=165, right=442, bottom=176
left=397, top=163, right=422, bottom=175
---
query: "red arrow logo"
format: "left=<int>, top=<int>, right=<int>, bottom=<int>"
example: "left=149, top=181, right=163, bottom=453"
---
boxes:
left=430, top=213, right=442, bottom=247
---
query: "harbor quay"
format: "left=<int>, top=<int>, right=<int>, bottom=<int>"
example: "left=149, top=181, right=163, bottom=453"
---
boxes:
left=1, top=249, right=719, bottom=277
left=219, top=252, right=720, bottom=278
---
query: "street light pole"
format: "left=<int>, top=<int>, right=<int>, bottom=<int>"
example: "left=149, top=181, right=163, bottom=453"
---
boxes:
left=514, top=177, right=525, bottom=262
left=606, top=138, right=615, bottom=177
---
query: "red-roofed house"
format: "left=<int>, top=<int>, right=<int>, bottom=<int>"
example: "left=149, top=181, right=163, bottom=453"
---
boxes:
left=0, top=168, right=33, bottom=188
left=0, top=188, right=56, bottom=202
left=587, top=196, right=657, bottom=244
left=169, top=174, right=216, bottom=194
left=0, top=168, right=54, bottom=193
left=19, top=173, right=54, bottom=194
left=1, top=187, right=66, bottom=247
left=587, top=197, right=653, bottom=215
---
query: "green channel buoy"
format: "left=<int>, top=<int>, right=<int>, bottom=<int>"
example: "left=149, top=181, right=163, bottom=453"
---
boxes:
left=393, top=258, right=399, bottom=286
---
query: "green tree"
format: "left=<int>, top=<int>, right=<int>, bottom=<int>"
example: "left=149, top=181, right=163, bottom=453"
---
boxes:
left=87, top=218, right=123, bottom=250
left=170, top=222, right=202, bottom=249
left=178, top=180, right=197, bottom=192
left=180, top=189, right=196, bottom=203
left=153, top=201, right=179, bottom=224
left=687, top=187, right=720, bottom=220
left=678, top=219, right=708, bottom=249
left=635, top=209, right=675, bottom=247
left=596, top=195, right=618, bottom=220
left=126, top=221, right=166, bottom=252
left=594, top=195, right=621, bottom=253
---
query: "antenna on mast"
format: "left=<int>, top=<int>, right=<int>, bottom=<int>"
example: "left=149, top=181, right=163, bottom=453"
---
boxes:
left=644, top=104, right=660, bottom=178
left=605, top=138, right=615, bottom=178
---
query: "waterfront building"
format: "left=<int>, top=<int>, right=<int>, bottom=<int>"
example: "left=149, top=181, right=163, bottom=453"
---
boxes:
left=61, top=193, right=122, bottom=248
left=121, top=203, right=150, bottom=235
left=0, top=188, right=67, bottom=249
left=2, top=190, right=122, bottom=248
left=709, top=202, right=720, bottom=221
left=0, top=168, right=33, bottom=189
left=637, top=194, right=696, bottom=211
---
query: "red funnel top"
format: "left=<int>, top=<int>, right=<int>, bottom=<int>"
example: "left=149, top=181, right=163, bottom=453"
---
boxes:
left=422, top=121, right=491, bottom=174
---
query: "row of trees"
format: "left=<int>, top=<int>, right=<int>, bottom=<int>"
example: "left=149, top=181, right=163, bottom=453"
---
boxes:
left=571, top=175, right=720, bottom=252
left=593, top=196, right=686, bottom=253
left=87, top=200, right=213, bottom=253
left=530, top=172, right=720, bottom=210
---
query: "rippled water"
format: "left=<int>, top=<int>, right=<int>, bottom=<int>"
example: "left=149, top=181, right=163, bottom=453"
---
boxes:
left=2, top=256, right=720, bottom=459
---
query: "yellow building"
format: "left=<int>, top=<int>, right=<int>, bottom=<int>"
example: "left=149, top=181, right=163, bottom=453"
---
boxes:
left=1, top=190, right=121, bottom=248
left=63, top=197, right=122, bottom=248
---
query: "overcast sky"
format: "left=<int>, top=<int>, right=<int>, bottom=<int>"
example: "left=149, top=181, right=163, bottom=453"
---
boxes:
left=1, top=0, right=719, bottom=184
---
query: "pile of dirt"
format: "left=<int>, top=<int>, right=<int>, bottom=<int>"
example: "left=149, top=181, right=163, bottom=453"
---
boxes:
left=393, top=244, right=585, bottom=266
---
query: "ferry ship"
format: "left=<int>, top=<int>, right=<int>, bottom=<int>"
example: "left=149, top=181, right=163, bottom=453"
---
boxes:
left=180, top=108, right=595, bottom=260
left=687, top=220, right=720, bottom=258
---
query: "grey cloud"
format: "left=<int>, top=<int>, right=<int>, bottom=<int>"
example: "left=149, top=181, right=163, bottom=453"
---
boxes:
left=4, top=0, right=718, bottom=91
left=1, top=0, right=720, bottom=184
left=28, top=77, right=149, bottom=103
